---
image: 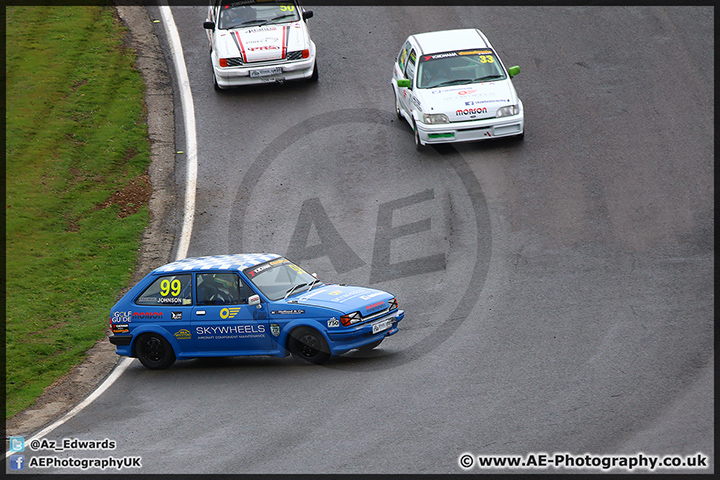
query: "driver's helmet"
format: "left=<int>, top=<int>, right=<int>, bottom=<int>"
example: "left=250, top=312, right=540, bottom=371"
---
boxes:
left=423, top=62, right=446, bottom=83
left=198, top=276, right=221, bottom=305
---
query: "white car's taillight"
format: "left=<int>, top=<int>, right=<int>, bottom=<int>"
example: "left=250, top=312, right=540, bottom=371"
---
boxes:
left=219, top=57, right=243, bottom=67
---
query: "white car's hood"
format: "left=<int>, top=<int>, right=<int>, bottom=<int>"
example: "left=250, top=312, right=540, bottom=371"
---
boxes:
left=417, top=80, right=518, bottom=121
left=216, top=22, right=309, bottom=62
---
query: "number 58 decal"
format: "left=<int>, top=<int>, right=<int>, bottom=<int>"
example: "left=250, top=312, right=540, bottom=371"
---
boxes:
left=280, top=4, right=295, bottom=11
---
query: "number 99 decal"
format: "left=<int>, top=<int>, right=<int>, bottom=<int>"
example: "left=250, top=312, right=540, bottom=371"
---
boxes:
left=160, top=278, right=181, bottom=297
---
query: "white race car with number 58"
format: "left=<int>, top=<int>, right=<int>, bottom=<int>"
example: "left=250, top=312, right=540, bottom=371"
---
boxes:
left=204, top=0, right=317, bottom=90
left=392, top=28, right=524, bottom=148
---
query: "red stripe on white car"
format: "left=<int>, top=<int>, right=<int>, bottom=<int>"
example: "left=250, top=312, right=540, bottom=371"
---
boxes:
left=233, top=30, right=247, bottom=61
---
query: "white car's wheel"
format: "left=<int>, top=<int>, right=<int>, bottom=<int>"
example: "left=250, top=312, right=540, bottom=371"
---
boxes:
left=213, top=70, right=223, bottom=91
left=394, top=89, right=402, bottom=120
left=413, top=120, right=423, bottom=149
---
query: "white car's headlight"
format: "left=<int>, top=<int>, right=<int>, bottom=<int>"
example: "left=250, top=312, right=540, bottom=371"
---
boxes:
left=496, top=105, right=519, bottom=118
left=423, top=113, right=449, bottom=124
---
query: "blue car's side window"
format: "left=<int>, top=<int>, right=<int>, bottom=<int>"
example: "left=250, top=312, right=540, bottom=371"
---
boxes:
left=196, top=273, right=250, bottom=306
left=135, top=274, right=193, bottom=307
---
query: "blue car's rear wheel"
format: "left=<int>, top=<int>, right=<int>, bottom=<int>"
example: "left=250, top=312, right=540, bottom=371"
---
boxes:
left=288, top=327, right=330, bottom=364
left=136, top=333, right=176, bottom=370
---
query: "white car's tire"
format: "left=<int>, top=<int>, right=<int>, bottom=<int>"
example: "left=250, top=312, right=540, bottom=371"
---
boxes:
left=394, top=89, right=402, bottom=120
left=213, top=70, right=223, bottom=91
left=413, top=120, right=424, bottom=150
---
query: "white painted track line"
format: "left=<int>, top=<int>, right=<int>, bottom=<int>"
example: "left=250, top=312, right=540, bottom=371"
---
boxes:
left=160, top=2, right=198, bottom=263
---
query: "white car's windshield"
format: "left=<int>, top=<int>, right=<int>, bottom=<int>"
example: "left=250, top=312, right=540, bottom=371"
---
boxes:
left=218, top=0, right=301, bottom=30
left=417, top=49, right=506, bottom=89
left=244, top=258, right=319, bottom=301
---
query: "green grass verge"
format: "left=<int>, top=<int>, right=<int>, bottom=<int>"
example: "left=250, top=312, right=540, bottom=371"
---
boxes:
left=5, top=5, right=152, bottom=418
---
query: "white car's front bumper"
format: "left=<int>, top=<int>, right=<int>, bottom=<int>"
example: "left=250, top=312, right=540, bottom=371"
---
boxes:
left=213, top=54, right=316, bottom=88
left=416, top=104, right=524, bottom=145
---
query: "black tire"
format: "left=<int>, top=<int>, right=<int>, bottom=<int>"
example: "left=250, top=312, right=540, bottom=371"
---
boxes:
left=136, top=333, right=176, bottom=370
left=357, top=338, right=383, bottom=352
left=413, top=120, right=424, bottom=150
left=213, top=70, right=223, bottom=91
left=309, top=60, right=318, bottom=82
left=288, top=327, right=330, bottom=364
left=394, top=89, right=402, bottom=120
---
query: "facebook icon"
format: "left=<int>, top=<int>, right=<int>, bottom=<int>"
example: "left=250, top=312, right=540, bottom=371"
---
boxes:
left=10, top=454, right=25, bottom=470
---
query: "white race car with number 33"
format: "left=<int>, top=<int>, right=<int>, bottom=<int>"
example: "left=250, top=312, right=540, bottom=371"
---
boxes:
left=392, top=28, right=524, bottom=148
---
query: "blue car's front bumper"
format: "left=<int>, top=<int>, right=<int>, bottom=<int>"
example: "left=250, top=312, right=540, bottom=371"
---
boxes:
left=326, top=309, right=404, bottom=354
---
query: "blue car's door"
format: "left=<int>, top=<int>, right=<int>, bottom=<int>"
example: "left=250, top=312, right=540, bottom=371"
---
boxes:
left=190, top=272, right=271, bottom=354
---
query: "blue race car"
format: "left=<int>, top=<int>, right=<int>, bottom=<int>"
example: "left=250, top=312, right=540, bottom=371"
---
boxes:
left=109, top=254, right=404, bottom=369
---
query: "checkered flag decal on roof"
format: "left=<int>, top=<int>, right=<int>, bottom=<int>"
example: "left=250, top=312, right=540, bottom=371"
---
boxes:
left=154, top=253, right=281, bottom=273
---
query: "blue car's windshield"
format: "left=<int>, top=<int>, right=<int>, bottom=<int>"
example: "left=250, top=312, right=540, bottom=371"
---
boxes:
left=244, top=258, right=317, bottom=301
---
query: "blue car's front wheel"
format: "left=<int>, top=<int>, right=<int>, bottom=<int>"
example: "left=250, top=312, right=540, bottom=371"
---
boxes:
left=288, top=327, right=331, bottom=365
